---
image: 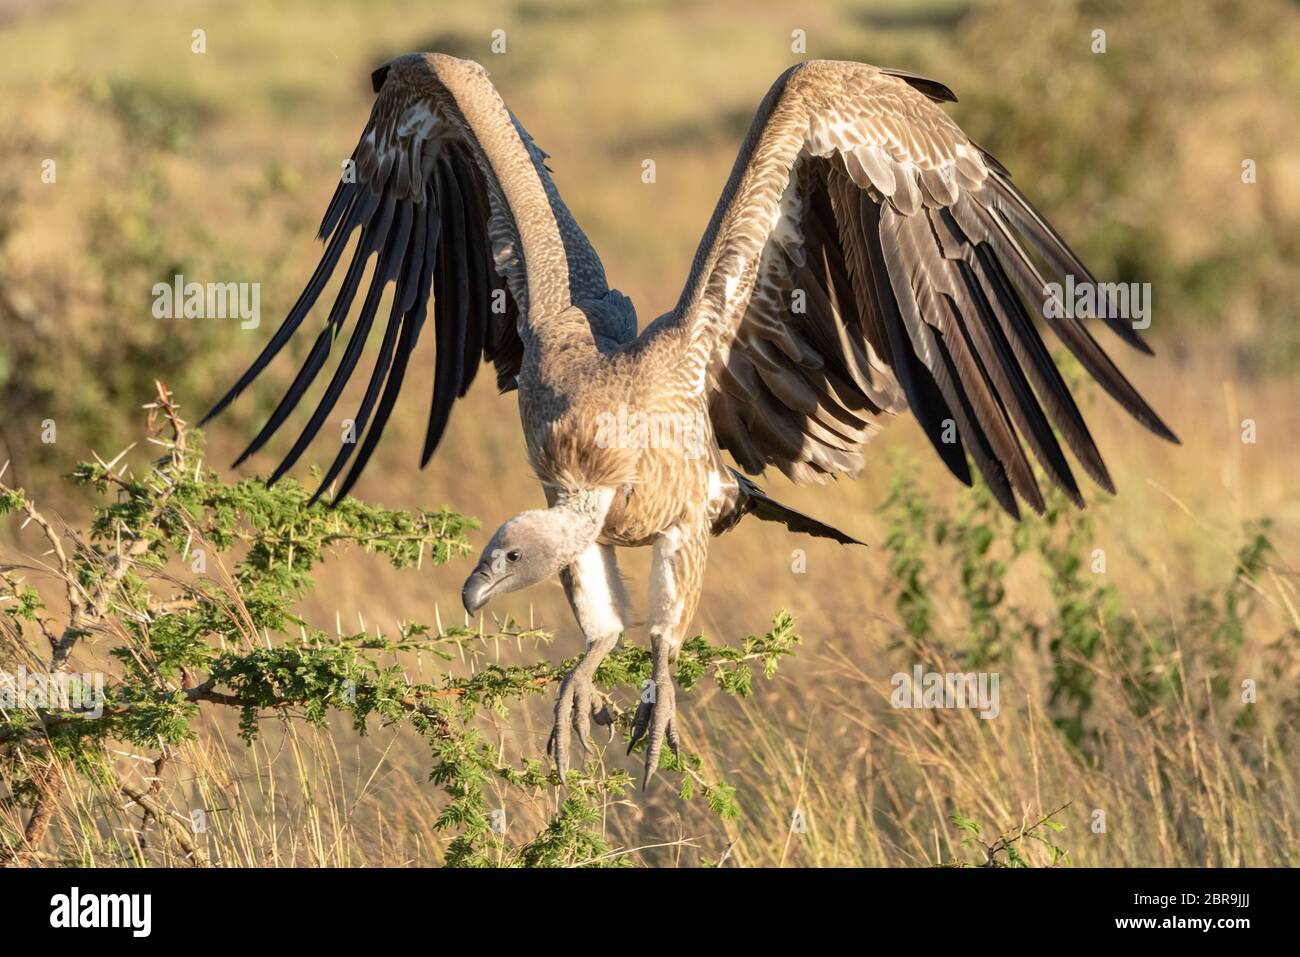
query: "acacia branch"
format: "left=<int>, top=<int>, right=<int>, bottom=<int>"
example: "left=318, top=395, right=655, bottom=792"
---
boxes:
left=119, top=780, right=210, bottom=866
left=978, top=802, right=1072, bottom=867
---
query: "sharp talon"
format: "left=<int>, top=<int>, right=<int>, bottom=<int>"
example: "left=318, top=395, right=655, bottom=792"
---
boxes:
left=550, top=665, right=612, bottom=779
left=601, top=710, right=616, bottom=745
left=574, top=712, right=592, bottom=755
left=666, top=718, right=680, bottom=759
left=632, top=647, right=678, bottom=789
left=627, top=699, right=651, bottom=754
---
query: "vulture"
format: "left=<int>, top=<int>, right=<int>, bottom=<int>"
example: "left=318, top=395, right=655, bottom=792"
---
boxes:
left=204, top=54, right=1178, bottom=787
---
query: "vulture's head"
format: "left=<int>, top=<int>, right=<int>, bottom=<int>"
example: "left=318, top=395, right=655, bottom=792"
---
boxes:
left=461, top=508, right=588, bottom=614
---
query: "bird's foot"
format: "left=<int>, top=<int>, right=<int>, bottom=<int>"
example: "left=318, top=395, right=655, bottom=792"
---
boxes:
left=547, top=665, right=614, bottom=776
left=627, top=639, right=679, bottom=789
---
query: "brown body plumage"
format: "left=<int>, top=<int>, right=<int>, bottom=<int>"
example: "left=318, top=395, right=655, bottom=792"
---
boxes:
left=206, top=54, right=1176, bottom=787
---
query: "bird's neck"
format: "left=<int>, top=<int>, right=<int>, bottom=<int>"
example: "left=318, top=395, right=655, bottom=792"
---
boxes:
left=549, top=486, right=615, bottom=561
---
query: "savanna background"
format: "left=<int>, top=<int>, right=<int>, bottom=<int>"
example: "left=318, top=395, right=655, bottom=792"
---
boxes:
left=1, top=0, right=1298, bottom=867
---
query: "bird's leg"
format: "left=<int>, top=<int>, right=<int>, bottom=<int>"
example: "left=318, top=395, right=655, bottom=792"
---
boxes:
left=628, top=523, right=705, bottom=788
left=627, top=630, right=680, bottom=787
left=548, top=543, right=627, bottom=776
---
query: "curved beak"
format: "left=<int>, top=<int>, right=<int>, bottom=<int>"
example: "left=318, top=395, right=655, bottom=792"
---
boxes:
left=461, top=564, right=496, bottom=615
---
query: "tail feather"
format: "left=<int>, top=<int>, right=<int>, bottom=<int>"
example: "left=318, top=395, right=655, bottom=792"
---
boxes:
left=722, top=470, right=865, bottom=546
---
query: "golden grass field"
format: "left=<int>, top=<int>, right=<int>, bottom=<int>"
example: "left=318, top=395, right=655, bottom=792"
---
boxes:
left=1, top=0, right=1298, bottom=866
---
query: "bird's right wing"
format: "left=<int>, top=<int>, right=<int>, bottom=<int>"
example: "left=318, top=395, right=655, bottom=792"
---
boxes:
left=203, top=53, right=611, bottom=502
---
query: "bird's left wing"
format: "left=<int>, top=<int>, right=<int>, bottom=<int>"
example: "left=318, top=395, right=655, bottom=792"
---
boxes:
left=665, top=60, right=1177, bottom=517
left=203, top=53, right=612, bottom=502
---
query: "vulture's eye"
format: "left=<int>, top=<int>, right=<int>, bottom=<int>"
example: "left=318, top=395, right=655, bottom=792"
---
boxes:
left=506, top=549, right=522, bottom=563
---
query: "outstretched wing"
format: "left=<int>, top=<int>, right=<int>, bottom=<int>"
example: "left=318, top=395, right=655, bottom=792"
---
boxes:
left=667, top=60, right=1177, bottom=517
left=203, top=53, right=613, bottom=502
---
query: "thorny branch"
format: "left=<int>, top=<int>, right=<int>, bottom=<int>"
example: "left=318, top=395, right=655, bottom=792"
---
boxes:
left=1, top=383, right=190, bottom=863
left=975, top=802, right=1072, bottom=867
